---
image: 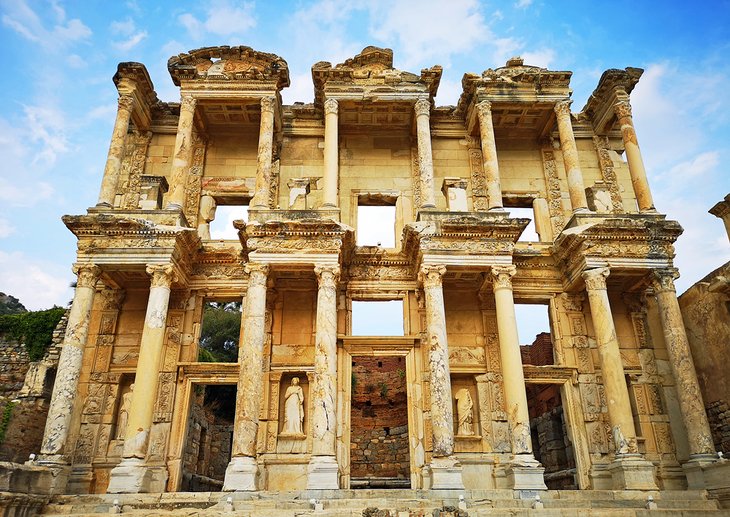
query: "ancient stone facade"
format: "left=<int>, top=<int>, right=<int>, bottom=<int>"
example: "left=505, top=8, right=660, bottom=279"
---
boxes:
left=38, top=45, right=721, bottom=496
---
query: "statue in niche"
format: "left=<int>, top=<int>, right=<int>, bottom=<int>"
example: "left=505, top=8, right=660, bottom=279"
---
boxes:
left=116, top=383, right=134, bottom=439
left=282, top=377, right=304, bottom=435
left=455, top=388, right=474, bottom=436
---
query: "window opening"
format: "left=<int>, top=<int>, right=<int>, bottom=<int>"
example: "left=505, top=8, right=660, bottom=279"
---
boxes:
left=351, top=300, right=404, bottom=336
left=515, top=303, right=552, bottom=365
left=507, top=206, right=540, bottom=242
left=209, top=203, right=248, bottom=240
left=198, top=301, right=242, bottom=363
left=356, top=194, right=397, bottom=248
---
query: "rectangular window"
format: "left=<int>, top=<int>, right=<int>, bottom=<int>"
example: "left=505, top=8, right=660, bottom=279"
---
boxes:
left=506, top=206, right=540, bottom=242
left=198, top=300, right=242, bottom=362
left=351, top=300, right=404, bottom=336
left=356, top=194, right=398, bottom=248
left=209, top=202, right=248, bottom=240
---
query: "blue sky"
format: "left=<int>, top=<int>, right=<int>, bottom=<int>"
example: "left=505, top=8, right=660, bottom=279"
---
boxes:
left=0, top=1, right=728, bottom=341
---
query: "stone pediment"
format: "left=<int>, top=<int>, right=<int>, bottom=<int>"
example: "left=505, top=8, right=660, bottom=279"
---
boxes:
left=581, top=67, right=643, bottom=132
left=168, top=46, right=290, bottom=90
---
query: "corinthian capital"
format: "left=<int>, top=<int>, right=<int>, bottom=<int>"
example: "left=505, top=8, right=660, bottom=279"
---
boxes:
left=582, top=267, right=610, bottom=291
left=491, top=265, right=516, bottom=290
left=650, top=268, right=679, bottom=293
left=414, top=98, right=431, bottom=117
left=179, top=95, right=197, bottom=114
left=146, top=264, right=177, bottom=288
left=419, top=265, right=446, bottom=288
left=314, top=263, right=340, bottom=286
left=244, top=263, right=270, bottom=286
left=554, top=99, right=572, bottom=117
left=475, top=100, right=493, bottom=118
left=117, top=94, right=135, bottom=112
left=73, top=263, right=102, bottom=288
left=614, top=100, right=633, bottom=120
left=323, top=98, right=339, bottom=116
left=260, top=96, right=276, bottom=114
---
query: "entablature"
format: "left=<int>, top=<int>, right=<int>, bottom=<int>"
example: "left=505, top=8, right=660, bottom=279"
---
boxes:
left=582, top=67, right=643, bottom=133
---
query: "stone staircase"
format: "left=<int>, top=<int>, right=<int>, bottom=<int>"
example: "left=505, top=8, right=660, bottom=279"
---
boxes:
left=38, top=489, right=725, bottom=516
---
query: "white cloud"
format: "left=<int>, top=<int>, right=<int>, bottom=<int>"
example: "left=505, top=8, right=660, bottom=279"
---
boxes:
left=1, top=0, right=91, bottom=48
left=0, top=177, right=54, bottom=207
left=522, top=48, right=555, bottom=68
left=179, top=0, right=256, bottom=39
left=114, top=30, right=147, bottom=51
left=0, top=218, right=15, bottom=238
left=666, top=151, right=720, bottom=179
left=110, top=18, right=136, bottom=35
left=491, top=37, right=522, bottom=66
left=434, top=77, right=461, bottom=106
left=515, top=0, right=533, bottom=8
left=66, top=54, right=86, bottom=68
left=0, top=251, right=74, bottom=311
left=24, top=105, right=69, bottom=165
left=282, top=72, right=315, bottom=105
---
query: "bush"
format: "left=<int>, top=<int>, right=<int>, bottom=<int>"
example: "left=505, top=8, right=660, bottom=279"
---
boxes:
left=0, top=307, right=66, bottom=361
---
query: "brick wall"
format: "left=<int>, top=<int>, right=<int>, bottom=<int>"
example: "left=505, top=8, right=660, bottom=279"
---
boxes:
left=520, top=332, right=554, bottom=366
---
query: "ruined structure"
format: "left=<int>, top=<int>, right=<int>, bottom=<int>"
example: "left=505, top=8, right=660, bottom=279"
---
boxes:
left=35, top=46, right=722, bottom=498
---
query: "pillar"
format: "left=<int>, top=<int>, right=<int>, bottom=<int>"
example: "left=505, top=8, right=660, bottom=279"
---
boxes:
left=322, top=98, right=339, bottom=208
left=419, top=265, right=463, bottom=489
left=582, top=267, right=657, bottom=489
left=307, top=264, right=340, bottom=489
left=615, top=100, right=655, bottom=212
left=98, top=95, right=135, bottom=207
left=475, top=101, right=504, bottom=210
left=491, top=265, right=546, bottom=489
left=414, top=98, right=436, bottom=209
left=251, top=96, right=276, bottom=209
left=651, top=269, right=716, bottom=485
left=223, top=263, right=269, bottom=491
left=108, top=264, right=176, bottom=493
left=554, top=100, right=589, bottom=211
left=709, top=194, right=730, bottom=242
left=165, top=95, right=197, bottom=211
left=39, top=264, right=101, bottom=477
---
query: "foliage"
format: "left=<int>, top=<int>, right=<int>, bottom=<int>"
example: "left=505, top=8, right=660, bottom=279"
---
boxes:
left=0, top=401, right=15, bottom=445
left=0, top=293, right=26, bottom=316
left=0, top=306, right=65, bottom=361
left=378, top=381, right=389, bottom=398
left=198, top=301, right=241, bottom=362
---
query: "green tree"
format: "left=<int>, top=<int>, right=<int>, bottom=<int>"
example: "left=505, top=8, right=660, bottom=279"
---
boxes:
left=198, top=301, right=242, bottom=362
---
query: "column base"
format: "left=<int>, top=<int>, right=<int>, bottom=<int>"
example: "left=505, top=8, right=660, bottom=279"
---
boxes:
left=107, top=458, right=152, bottom=494
left=608, top=454, right=657, bottom=490
left=682, top=453, right=718, bottom=489
left=222, top=456, right=259, bottom=491
left=429, top=456, right=464, bottom=490
left=506, top=454, right=547, bottom=490
left=35, top=456, right=70, bottom=495
left=307, top=456, right=339, bottom=489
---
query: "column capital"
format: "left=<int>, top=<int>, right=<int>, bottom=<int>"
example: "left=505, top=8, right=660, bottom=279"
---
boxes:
left=117, top=94, right=135, bottom=112
left=582, top=267, right=610, bottom=291
left=554, top=99, right=573, bottom=117
left=614, top=99, right=633, bottom=119
left=260, top=95, right=276, bottom=114
left=491, top=265, right=516, bottom=290
left=419, top=264, right=446, bottom=288
left=180, top=94, right=197, bottom=113
left=72, top=263, right=102, bottom=288
left=323, top=98, right=339, bottom=115
left=146, top=263, right=177, bottom=288
left=314, top=263, right=340, bottom=286
left=650, top=268, right=679, bottom=293
left=414, top=98, right=431, bottom=117
left=475, top=100, right=493, bottom=117
left=244, top=263, right=270, bottom=285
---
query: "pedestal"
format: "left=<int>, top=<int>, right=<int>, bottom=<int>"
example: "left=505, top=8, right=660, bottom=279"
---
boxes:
left=506, top=454, right=547, bottom=490
left=429, top=456, right=464, bottom=489
left=682, top=454, right=718, bottom=489
left=107, top=458, right=152, bottom=494
left=222, top=456, right=259, bottom=491
left=35, top=458, right=70, bottom=495
left=608, top=454, right=658, bottom=490
left=307, top=456, right=339, bottom=489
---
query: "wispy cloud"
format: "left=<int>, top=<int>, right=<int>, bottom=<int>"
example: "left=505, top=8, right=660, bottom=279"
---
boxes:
left=0, top=251, right=73, bottom=310
left=1, top=0, right=91, bottom=49
left=178, top=0, right=256, bottom=40
left=0, top=218, right=15, bottom=238
left=515, top=0, right=533, bottom=8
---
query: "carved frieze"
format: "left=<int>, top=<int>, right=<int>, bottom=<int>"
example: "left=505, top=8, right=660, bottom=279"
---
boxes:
left=541, top=148, right=566, bottom=235
left=592, top=136, right=624, bottom=213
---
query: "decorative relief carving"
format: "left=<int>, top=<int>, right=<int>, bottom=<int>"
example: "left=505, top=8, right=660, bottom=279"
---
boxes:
left=650, top=268, right=678, bottom=293
left=348, top=265, right=412, bottom=281
left=475, top=100, right=492, bottom=118
left=558, top=292, right=584, bottom=312
left=541, top=148, right=566, bottom=234
left=592, top=135, right=624, bottom=213
left=147, top=264, right=177, bottom=288
left=268, top=158, right=280, bottom=209
left=246, top=236, right=343, bottom=253
left=260, top=95, right=276, bottom=114
left=614, top=100, right=633, bottom=120
left=183, top=131, right=207, bottom=226
left=323, top=98, right=338, bottom=115
left=314, top=263, right=340, bottom=287
left=121, top=131, right=152, bottom=210
left=491, top=265, right=516, bottom=290
left=410, top=146, right=422, bottom=210
left=554, top=99, right=572, bottom=117
left=153, top=372, right=176, bottom=422
left=582, top=267, right=610, bottom=291
left=73, top=263, right=102, bottom=288
left=467, top=146, right=488, bottom=211
left=449, top=346, right=486, bottom=365
left=245, top=263, right=270, bottom=286
left=414, top=98, right=431, bottom=117
left=418, top=265, right=446, bottom=288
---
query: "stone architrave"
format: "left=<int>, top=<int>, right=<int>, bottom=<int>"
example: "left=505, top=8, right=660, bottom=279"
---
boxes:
left=108, top=264, right=177, bottom=493
left=224, top=263, right=269, bottom=491
left=98, top=95, right=135, bottom=207
left=554, top=100, right=588, bottom=211
left=251, top=96, right=276, bottom=209
left=475, top=101, right=504, bottom=210
left=40, top=264, right=102, bottom=473
left=165, top=95, right=197, bottom=210
left=414, top=98, right=436, bottom=209
left=322, top=98, right=339, bottom=208
left=491, top=265, right=546, bottom=490
left=419, top=265, right=464, bottom=489
left=614, top=100, right=655, bottom=212
left=307, top=264, right=340, bottom=489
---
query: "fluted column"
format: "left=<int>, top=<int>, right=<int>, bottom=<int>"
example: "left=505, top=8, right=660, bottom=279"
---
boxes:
left=554, top=100, right=588, bottom=211
left=224, top=263, right=269, bottom=491
left=615, top=100, right=655, bottom=212
left=40, top=264, right=101, bottom=463
left=165, top=95, right=197, bottom=210
left=651, top=269, right=715, bottom=458
left=307, top=264, right=340, bottom=489
left=251, top=96, right=276, bottom=209
left=98, top=95, right=135, bottom=207
left=414, top=98, right=436, bottom=209
left=322, top=98, right=339, bottom=208
left=476, top=101, right=504, bottom=210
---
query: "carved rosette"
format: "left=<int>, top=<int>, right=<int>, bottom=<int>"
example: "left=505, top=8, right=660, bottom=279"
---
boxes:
left=419, top=265, right=446, bottom=289
left=323, top=98, right=338, bottom=116
left=491, top=265, right=516, bottom=291
left=582, top=267, right=610, bottom=291
left=146, top=264, right=176, bottom=288
left=414, top=98, right=431, bottom=117
left=73, top=264, right=102, bottom=288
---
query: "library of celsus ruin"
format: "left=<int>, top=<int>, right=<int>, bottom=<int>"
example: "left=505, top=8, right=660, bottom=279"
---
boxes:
left=38, top=45, right=721, bottom=496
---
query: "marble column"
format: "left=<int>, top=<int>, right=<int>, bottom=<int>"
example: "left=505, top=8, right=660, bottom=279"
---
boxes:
left=582, top=267, right=656, bottom=489
left=414, top=98, right=436, bottom=209
left=224, top=263, right=269, bottom=491
left=419, top=265, right=463, bottom=489
left=307, top=264, right=340, bottom=489
left=651, top=269, right=715, bottom=485
left=165, top=95, right=197, bottom=211
left=476, top=101, right=504, bottom=210
left=554, top=100, right=589, bottom=212
left=98, top=94, right=135, bottom=207
left=491, top=265, right=546, bottom=489
left=322, top=98, right=339, bottom=208
left=108, top=264, right=176, bottom=493
left=251, top=96, right=276, bottom=209
left=615, top=100, right=655, bottom=212
left=40, top=264, right=101, bottom=470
